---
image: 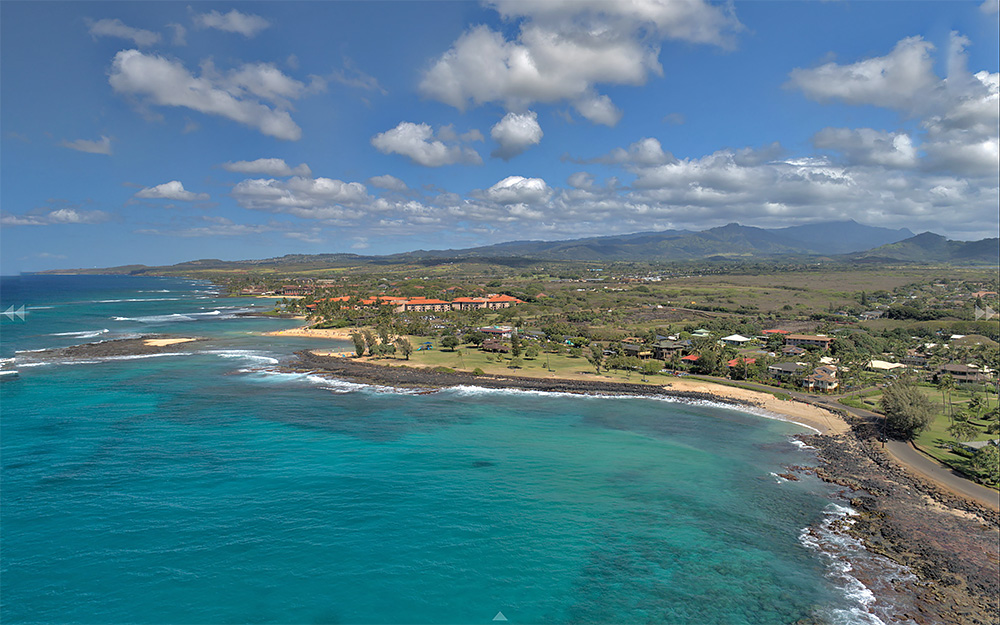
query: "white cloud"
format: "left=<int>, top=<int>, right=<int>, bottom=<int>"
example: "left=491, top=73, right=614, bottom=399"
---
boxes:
left=371, top=121, right=483, bottom=167
left=85, top=17, right=161, bottom=47
left=982, top=0, right=999, bottom=14
left=60, top=135, right=113, bottom=155
left=1, top=208, right=109, bottom=226
left=788, top=36, right=938, bottom=112
left=222, top=158, right=311, bottom=177
left=490, top=111, right=543, bottom=160
left=232, top=176, right=369, bottom=220
left=193, top=9, right=270, bottom=38
left=368, top=174, right=408, bottom=192
left=791, top=33, right=998, bottom=179
left=135, top=180, right=209, bottom=201
left=593, top=137, right=675, bottom=167
left=167, top=23, right=187, bottom=46
left=330, top=58, right=387, bottom=94
left=483, top=176, right=552, bottom=205
left=109, top=50, right=303, bottom=140
left=420, top=1, right=739, bottom=122
left=812, top=128, right=918, bottom=168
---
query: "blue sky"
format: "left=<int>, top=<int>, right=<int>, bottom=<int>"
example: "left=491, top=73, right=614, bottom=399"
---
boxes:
left=2, top=1, right=998, bottom=273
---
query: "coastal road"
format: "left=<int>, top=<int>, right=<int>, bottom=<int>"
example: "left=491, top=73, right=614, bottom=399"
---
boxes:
left=692, top=375, right=1000, bottom=510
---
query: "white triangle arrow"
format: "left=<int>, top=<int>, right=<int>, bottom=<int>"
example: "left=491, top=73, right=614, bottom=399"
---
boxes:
left=493, top=611, right=508, bottom=622
left=2, top=305, right=13, bottom=321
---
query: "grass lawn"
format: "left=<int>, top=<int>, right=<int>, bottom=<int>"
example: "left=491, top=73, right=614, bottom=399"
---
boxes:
left=373, top=336, right=671, bottom=385
left=851, top=384, right=998, bottom=488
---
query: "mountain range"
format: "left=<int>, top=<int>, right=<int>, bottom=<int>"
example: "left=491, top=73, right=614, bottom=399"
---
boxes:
left=46, top=221, right=999, bottom=275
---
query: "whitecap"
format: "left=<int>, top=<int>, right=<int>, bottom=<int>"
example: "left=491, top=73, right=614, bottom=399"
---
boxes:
left=200, top=350, right=280, bottom=366
left=801, top=503, right=917, bottom=625
left=50, top=329, right=110, bottom=339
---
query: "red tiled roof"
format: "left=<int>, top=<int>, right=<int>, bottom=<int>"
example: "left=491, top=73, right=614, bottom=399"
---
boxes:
left=762, top=329, right=790, bottom=334
left=727, top=358, right=756, bottom=367
left=681, top=354, right=700, bottom=362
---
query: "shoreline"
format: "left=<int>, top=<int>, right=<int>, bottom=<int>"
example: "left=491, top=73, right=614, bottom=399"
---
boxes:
left=291, top=350, right=849, bottom=435
left=289, top=350, right=999, bottom=624
left=264, top=325, right=355, bottom=340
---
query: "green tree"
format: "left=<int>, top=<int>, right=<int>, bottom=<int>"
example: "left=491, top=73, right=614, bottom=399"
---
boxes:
left=524, top=344, right=540, bottom=359
left=395, top=337, right=413, bottom=360
left=586, top=344, right=603, bottom=374
left=441, top=335, right=460, bottom=351
left=641, top=360, right=662, bottom=376
left=971, top=444, right=999, bottom=486
left=350, top=332, right=366, bottom=358
left=879, top=379, right=934, bottom=439
left=947, top=412, right=981, bottom=442
left=362, top=329, right=378, bottom=357
left=510, top=332, right=522, bottom=358
left=937, top=373, right=956, bottom=422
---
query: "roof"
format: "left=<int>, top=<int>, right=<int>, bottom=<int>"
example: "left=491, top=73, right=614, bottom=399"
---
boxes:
left=769, top=362, right=806, bottom=373
left=869, top=360, right=906, bottom=370
left=681, top=354, right=700, bottom=362
left=727, top=357, right=756, bottom=367
left=721, top=334, right=752, bottom=342
left=786, top=334, right=833, bottom=342
left=762, top=329, right=790, bottom=334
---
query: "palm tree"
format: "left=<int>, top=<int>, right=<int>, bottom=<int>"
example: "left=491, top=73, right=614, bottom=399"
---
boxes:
left=938, top=373, right=955, bottom=423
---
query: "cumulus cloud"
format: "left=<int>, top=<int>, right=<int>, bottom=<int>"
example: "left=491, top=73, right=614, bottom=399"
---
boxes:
left=1, top=208, right=110, bottom=226
left=60, top=135, right=113, bottom=155
left=490, top=111, right=543, bottom=160
left=109, top=50, right=304, bottom=140
left=85, top=17, right=161, bottom=47
left=232, top=176, right=369, bottom=220
left=788, top=36, right=938, bottom=112
left=812, top=128, right=918, bottom=169
left=420, top=1, right=739, bottom=122
left=791, top=33, right=998, bottom=179
left=135, top=180, right=209, bottom=201
left=368, top=174, right=408, bottom=192
left=193, top=9, right=270, bottom=38
left=982, top=0, right=999, bottom=14
left=371, top=121, right=483, bottom=167
left=222, top=158, right=311, bottom=176
left=588, top=137, right=676, bottom=167
left=482, top=176, right=552, bottom=205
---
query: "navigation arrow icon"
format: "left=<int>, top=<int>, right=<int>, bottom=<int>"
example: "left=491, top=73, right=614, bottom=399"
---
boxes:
left=2, top=305, right=26, bottom=321
left=493, top=611, right=508, bottom=622
left=975, top=305, right=996, bottom=321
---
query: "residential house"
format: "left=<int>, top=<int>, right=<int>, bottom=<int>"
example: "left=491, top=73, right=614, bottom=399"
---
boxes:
left=768, top=362, right=807, bottom=379
left=622, top=343, right=653, bottom=359
left=936, top=363, right=992, bottom=383
left=785, top=334, right=834, bottom=351
left=653, top=340, right=688, bottom=360
left=720, top=334, right=753, bottom=347
left=802, top=365, right=839, bottom=392
left=781, top=345, right=807, bottom=357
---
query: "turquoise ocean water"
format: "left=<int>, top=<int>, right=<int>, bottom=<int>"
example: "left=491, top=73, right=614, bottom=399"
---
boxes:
left=1, top=276, right=898, bottom=624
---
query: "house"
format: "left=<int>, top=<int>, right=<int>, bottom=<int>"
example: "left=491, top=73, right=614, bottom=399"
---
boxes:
left=623, top=343, right=653, bottom=359
left=802, top=366, right=839, bottom=392
left=901, top=351, right=928, bottom=367
left=653, top=340, right=688, bottom=360
left=404, top=298, right=452, bottom=313
left=762, top=329, right=790, bottom=335
left=785, top=334, right=834, bottom=351
left=859, top=310, right=884, bottom=321
left=479, top=325, right=514, bottom=339
left=680, top=354, right=700, bottom=363
left=691, top=329, right=711, bottom=338
left=781, top=345, right=807, bottom=356
left=868, top=360, right=907, bottom=373
left=936, top=363, right=992, bottom=383
left=768, top=362, right=807, bottom=379
left=726, top=357, right=756, bottom=368
left=720, top=334, right=753, bottom=347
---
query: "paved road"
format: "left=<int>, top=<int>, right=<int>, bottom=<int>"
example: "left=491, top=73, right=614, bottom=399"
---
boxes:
left=692, top=375, right=999, bottom=510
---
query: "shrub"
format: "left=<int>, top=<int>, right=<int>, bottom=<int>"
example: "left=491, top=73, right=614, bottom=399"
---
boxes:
left=472, top=367, right=485, bottom=376
left=433, top=366, right=455, bottom=374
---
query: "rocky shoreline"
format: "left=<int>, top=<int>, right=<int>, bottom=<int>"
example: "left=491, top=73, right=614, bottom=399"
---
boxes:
left=292, top=350, right=999, bottom=625
left=16, top=336, right=205, bottom=363
left=290, top=350, right=748, bottom=404
left=805, top=423, right=999, bottom=625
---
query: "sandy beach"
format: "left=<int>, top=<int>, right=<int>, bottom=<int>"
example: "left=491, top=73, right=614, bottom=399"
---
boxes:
left=143, top=337, right=198, bottom=347
left=264, top=326, right=357, bottom=340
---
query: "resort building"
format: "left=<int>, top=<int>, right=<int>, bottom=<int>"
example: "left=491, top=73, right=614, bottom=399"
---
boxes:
left=784, top=334, right=834, bottom=351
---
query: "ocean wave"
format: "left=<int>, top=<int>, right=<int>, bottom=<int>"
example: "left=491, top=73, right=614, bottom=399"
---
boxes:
left=95, top=298, right=182, bottom=303
left=200, top=349, right=280, bottom=366
left=15, top=352, right=195, bottom=368
left=50, top=329, right=110, bottom=339
left=801, top=503, right=917, bottom=625
left=790, top=438, right=818, bottom=451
